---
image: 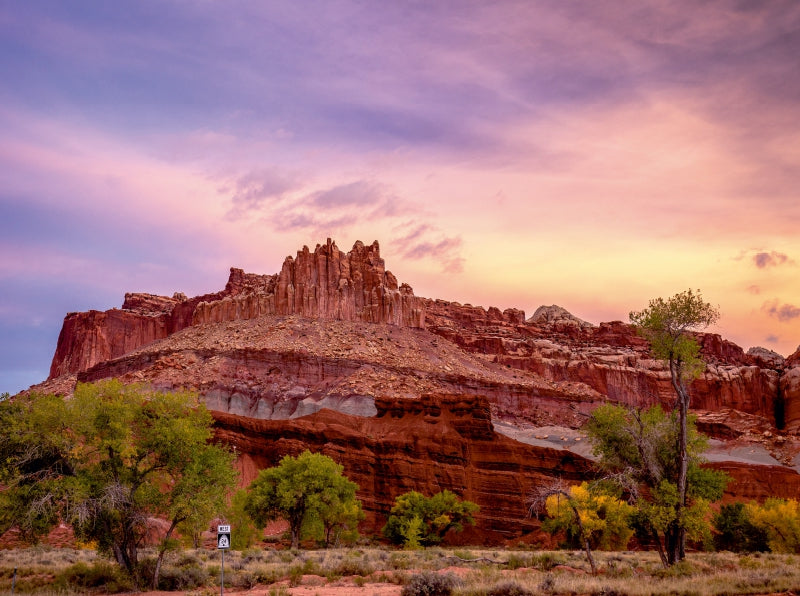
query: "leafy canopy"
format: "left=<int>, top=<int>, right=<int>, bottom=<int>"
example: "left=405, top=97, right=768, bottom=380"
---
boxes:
left=0, top=380, right=237, bottom=583
left=244, top=450, right=362, bottom=549
left=629, top=289, right=719, bottom=382
left=747, top=498, right=800, bottom=553
left=586, top=403, right=727, bottom=561
left=712, top=502, right=769, bottom=553
left=382, top=490, right=479, bottom=548
left=543, top=482, right=634, bottom=551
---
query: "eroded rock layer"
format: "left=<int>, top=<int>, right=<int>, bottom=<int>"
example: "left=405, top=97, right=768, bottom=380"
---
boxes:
left=32, top=237, right=800, bottom=543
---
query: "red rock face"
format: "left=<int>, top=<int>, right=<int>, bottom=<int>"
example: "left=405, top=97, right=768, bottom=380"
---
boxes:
left=49, top=239, right=425, bottom=377
left=212, top=394, right=597, bottom=541
left=424, top=299, right=782, bottom=423
left=35, top=238, right=800, bottom=544
left=781, top=351, right=800, bottom=433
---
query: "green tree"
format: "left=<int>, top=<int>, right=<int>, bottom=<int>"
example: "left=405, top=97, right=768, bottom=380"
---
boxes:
left=244, top=450, right=362, bottom=549
left=151, top=442, right=237, bottom=588
left=0, top=381, right=238, bottom=586
left=713, top=502, right=769, bottom=553
left=587, top=403, right=728, bottom=567
left=629, top=289, right=719, bottom=563
left=223, top=489, right=261, bottom=550
left=382, top=490, right=479, bottom=548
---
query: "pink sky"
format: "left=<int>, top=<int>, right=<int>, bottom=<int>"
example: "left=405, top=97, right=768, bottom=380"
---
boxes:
left=2, top=1, right=799, bottom=393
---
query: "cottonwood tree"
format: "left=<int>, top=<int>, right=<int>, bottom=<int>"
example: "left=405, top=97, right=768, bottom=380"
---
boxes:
left=244, top=450, right=362, bottom=549
left=629, top=289, right=719, bottom=563
left=587, top=403, right=727, bottom=566
left=0, top=381, right=237, bottom=586
left=747, top=498, right=800, bottom=553
left=529, top=480, right=601, bottom=574
left=382, top=490, right=479, bottom=548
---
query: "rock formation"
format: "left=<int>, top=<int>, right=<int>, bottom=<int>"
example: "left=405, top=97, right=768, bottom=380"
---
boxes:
left=29, top=237, right=800, bottom=543
left=49, top=239, right=425, bottom=377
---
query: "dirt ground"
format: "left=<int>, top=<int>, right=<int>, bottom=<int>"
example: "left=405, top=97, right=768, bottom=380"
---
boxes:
left=125, top=583, right=403, bottom=595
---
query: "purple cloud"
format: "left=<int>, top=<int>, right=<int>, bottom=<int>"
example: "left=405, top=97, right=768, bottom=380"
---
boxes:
left=393, top=229, right=464, bottom=274
left=753, top=251, right=790, bottom=269
left=762, top=300, right=800, bottom=322
left=227, top=168, right=303, bottom=218
left=309, top=180, right=385, bottom=208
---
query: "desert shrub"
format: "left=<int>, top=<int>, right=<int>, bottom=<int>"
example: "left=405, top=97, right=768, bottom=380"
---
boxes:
left=530, top=551, right=565, bottom=571
left=390, top=551, right=413, bottom=569
left=538, top=574, right=556, bottom=593
left=54, top=560, right=132, bottom=593
left=155, top=564, right=208, bottom=590
left=401, top=570, right=459, bottom=596
left=250, top=563, right=281, bottom=585
left=288, top=563, right=306, bottom=586
left=326, top=552, right=375, bottom=578
left=505, top=553, right=533, bottom=570
left=229, top=570, right=258, bottom=589
left=487, top=580, right=533, bottom=596
left=174, top=552, right=203, bottom=567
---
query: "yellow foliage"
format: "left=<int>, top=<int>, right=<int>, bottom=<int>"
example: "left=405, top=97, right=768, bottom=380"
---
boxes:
left=747, top=498, right=800, bottom=553
left=544, top=483, right=634, bottom=550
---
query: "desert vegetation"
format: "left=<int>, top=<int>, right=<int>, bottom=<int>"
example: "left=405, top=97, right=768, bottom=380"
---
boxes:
left=3, top=545, right=800, bottom=595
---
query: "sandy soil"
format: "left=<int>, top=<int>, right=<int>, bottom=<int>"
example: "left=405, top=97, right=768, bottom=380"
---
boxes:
left=117, top=583, right=402, bottom=596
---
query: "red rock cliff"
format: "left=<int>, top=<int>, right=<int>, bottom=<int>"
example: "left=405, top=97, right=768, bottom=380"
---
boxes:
left=193, top=239, right=424, bottom=328
left=49, top=239, right=425, bottom=378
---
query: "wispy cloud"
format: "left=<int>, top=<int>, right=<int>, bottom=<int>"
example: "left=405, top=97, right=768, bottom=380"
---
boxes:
left=309, top=180, right=386, bottom=208
left=226, top=168, right=303, bottom=218
left=392, top=223, right=464, bottom=273
left=762, top=300, right=800, bottom=322
left=753, top=251, right=791, bottom=269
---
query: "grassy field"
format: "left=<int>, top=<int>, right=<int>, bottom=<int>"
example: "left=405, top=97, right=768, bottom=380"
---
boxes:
left=1, top=545, right=799, bottom=595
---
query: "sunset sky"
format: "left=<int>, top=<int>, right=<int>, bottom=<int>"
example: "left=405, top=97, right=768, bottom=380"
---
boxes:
left=2, top=1, right=800, bottom=394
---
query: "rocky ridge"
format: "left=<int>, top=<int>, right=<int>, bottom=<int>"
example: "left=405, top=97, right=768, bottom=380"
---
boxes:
left=50, top=239, right=424, bottom=377
left=30, top=238, right=800, bottom=542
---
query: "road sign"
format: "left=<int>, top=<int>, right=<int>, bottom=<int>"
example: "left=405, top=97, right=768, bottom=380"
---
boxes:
left=217, top=525, right=231, bottom=549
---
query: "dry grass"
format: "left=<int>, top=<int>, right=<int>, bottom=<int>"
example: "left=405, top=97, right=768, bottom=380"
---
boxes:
left=2, top=546, right=800, bottom=595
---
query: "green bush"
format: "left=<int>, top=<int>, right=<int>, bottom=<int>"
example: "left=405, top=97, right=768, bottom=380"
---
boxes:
left=530, top=552, right=565, bottom=571
left=713, top=502, right=769, bottom=553
left=505, top=553, right=533, bottom=570
left=54, top=560, right=132, bottom=593
left=384, top=490, right=479, bottom=547
left=401, top=571, right=459, bottom=596
left=156, top=564, right=208, bottom=590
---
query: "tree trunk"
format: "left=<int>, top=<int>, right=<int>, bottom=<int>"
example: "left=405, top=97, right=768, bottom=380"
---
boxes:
left=153, top=519, right=179, bottom=590
left=670, top=357, right=689, bottom=564
left=568, top=499, right=597, bottom=575
left=652, top=526, right=668, bottom=569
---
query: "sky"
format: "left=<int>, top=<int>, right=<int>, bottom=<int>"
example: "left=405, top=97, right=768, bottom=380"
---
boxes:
left=2, top=1, right=800, bottom=395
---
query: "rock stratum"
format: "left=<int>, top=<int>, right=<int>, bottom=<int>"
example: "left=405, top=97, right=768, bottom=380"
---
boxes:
left=30, top=238, right=800, bottom=544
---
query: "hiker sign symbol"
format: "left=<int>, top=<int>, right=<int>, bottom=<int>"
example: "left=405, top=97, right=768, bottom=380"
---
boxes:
left=217, top=525, right=231, bottom=550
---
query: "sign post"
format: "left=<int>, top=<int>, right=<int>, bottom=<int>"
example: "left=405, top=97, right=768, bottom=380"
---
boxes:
left=217, top=524, right=231, bottom=595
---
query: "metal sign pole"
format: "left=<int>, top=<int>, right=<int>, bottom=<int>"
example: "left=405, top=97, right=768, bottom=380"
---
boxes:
left=217, top=524, right=231, bottom=596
